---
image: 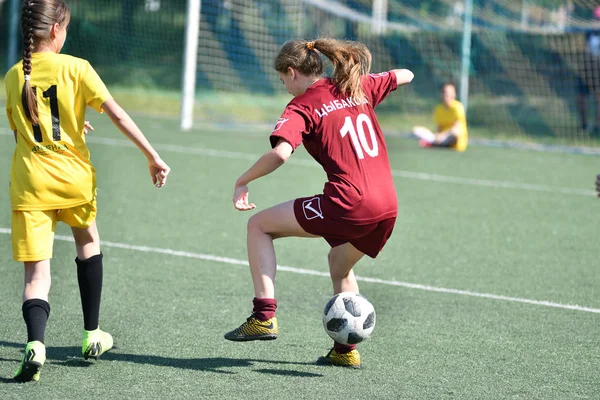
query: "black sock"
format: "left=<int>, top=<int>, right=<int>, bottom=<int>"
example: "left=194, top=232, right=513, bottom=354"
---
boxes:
left=22, top=299, right=50, bottom=343
left=76, top=253, right=103, bottom=331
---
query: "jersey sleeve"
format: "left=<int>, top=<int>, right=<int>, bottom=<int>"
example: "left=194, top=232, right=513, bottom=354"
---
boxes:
left=269, top=102, right=312, bottom=150
left=4, top=76, right=16, bottom=131
left=80, top=60, right=112, bottom=113
left=362, top=71, right=398, bottom=108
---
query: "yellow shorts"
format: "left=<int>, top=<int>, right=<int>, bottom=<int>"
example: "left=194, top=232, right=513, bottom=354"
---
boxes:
left=12, top=200, right=97, bottom=262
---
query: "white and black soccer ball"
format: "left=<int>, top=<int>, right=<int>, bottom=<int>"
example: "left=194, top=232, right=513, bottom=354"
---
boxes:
left=322, top=292, right=376, bottom=345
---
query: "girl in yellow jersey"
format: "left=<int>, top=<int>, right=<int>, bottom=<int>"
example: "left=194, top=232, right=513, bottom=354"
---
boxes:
left=5, top=0, right=171, bottom=382
left=412, top=82, right=468, bottom=152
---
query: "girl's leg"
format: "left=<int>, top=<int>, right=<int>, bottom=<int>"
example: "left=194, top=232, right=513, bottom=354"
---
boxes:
left=246, top=200, right=317, bottom=299
left=412, top=126, right=436, bottom=143
left=327, top=242, right=364, bottom=295
left=71, top=220, right=101, bottom=260
left=14, top=260, right=52, bottom=382
left=432, top=132, right=458, bottom=147
left=12, top=209, right=54, bottom=381
left=23, top=260, right=52, bottom=343
left=320, top=243, right=365, bottom=366
left=71, top=221, right=102, bottom=331
left=24, top=260, right=51, bottom=302
left=225, top=200, right=317, bottom=341
left=71, top=220, right=113, bottom=358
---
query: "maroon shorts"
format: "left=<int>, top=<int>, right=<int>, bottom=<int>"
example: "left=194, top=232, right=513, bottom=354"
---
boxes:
left=293, top=195, right=396, bottom=258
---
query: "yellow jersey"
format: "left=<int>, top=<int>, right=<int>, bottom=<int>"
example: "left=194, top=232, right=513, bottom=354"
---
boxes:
left=5, top=52, right=112, bottom=211
left=433, top=99, right=468, bottom=152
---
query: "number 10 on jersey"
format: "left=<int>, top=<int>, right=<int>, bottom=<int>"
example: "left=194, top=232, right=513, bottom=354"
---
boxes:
left=340, top=113, right=379, bottom=159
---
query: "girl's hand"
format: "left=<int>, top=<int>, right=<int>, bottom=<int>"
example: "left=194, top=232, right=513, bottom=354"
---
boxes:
left=148, top=157, right=170, bottom=188
left=233, top=184, right=256, bottom=211
left=83, top=121, right=94, bottom=135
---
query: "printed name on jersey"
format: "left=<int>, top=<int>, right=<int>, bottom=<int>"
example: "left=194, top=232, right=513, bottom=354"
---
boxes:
left=314, top=97, right=370, bottom=118
left=302, top=197, right=324, bottom=220
left=272, top=117, right=290, bottom=132
left=369, top=72, right=389, bottom=78
left=31, top=143, right=68, bottom=154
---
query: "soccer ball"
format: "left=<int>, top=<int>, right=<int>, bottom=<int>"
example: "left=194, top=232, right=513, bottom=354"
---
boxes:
left=322, top=292, right=376, bottom=344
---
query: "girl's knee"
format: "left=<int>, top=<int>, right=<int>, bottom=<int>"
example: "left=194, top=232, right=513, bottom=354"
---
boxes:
left=247, top=214, right=262, bottom=233
left=247, top=213, right=271, bottom=235
left=73, top=228, right=99, bottom=247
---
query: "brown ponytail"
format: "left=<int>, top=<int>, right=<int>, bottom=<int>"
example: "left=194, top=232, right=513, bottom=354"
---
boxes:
left=20, top=0, right=70, bottom=125
left=274, top=38, right=372, bottom=101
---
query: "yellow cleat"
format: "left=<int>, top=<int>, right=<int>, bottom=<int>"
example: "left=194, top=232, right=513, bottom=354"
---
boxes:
left=224, top=314, right=278, bottom=341
left=317, top=348, right=361, bottom=369
left=82, top=328, right=113, bottom=360
left=14, top=341, right=46, bottom=382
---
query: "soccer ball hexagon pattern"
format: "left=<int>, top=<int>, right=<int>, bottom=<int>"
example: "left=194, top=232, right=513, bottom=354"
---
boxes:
left=322, top=292, right=376, bottom=344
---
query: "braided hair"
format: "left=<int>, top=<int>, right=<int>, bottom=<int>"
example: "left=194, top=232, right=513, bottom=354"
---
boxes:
left=20, top=0, right=70, bottom=125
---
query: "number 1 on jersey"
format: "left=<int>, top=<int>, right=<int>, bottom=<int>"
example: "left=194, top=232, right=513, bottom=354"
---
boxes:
left=32, top=85, right=61, bottom=142
left=339, top=113, right=379, bottom=159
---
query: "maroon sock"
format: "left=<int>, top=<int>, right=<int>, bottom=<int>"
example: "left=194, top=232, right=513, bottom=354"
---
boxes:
left=252, top=297, right=277, bottom=321
left=334, top=341, right=357, bottom=354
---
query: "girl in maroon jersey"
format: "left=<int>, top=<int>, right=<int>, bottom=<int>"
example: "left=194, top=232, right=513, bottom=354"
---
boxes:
left=224, top=38, right=413, bottom=368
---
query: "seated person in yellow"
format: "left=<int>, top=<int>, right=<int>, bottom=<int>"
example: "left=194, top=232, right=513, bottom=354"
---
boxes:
left=412, top=82, right=468, bottom=152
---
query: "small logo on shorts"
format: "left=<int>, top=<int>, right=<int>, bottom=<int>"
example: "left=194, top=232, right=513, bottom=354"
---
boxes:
left=302, top=197, right=324, bottom=220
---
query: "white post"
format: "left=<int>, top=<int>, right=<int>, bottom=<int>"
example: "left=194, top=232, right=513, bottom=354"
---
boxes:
left=7, top=0, right=20, bottom=70
left=372, top=0, right=388, bottom=35
left=180, top=0, right=201, bottom=131
left=459, top=0, right=473, bottom=112
left=521, top=1, right=529, bottom=29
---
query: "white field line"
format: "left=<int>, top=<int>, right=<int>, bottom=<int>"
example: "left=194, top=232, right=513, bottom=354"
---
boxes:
left=0, top=129, right=595, bottom=197
left=1, top=227, right=598, bottom=314
left=389, top=170, right=594, bottom=196
left=85, top=136, right=595, bottom=197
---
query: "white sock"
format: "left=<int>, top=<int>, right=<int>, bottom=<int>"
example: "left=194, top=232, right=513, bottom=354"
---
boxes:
left=412, top=127, right=436, bottom=143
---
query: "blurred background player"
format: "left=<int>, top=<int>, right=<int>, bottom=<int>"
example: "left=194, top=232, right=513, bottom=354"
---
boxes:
left=596, top=174, right=600, bottom=197
left=223, top=38, right=413, bottom=368
left=5, top=0, right=170, bottom=382
left=411, top=82, right=468, bottom=151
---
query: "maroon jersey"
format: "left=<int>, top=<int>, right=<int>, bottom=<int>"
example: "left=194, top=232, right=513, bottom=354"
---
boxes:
left=270, top=71, right=398, bottom=224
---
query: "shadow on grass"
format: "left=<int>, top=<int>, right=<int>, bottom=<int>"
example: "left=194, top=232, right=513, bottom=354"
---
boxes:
left=0, top=341, right=323, bottom=376
left=100, top=353, right=323, bottom=376
left=254, top=368, right=322, bottom=377
left=0, top=342, right=21, bottom=349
